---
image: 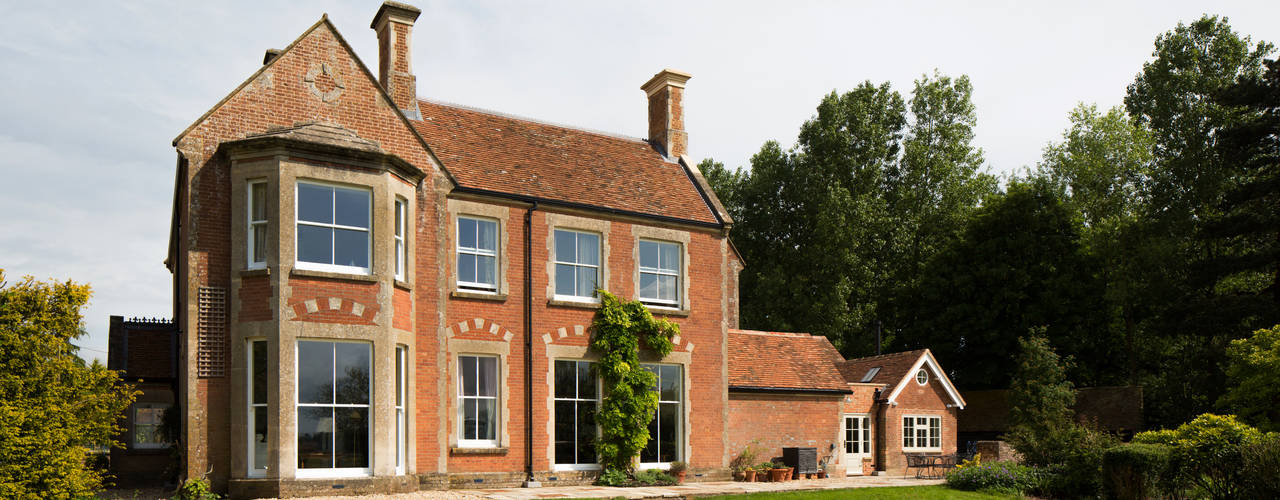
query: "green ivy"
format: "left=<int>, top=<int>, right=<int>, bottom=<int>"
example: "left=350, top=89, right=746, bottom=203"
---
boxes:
left=589, top=290, right=677, bottom=474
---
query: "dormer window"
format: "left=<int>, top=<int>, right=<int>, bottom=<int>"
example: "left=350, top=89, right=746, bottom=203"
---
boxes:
left=296, top=181, right=371, bottom=274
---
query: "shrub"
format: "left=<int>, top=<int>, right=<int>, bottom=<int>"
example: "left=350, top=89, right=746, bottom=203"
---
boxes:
left=668, top=460, right=688, bottom=474
left=1102, top=443, right=1173, bottom=500
left=597, top=468, right=628, bottom=486
left=945, top=461, right=1040, bottom=494
left=172, top=477, right=219, bottom=500
left=632, top=469, right=676, bottom=486
left=1133, top=413, right=1263, bottom=500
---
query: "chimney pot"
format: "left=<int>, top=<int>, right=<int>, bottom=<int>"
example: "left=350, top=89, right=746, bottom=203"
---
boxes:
left=642, top=69, right=692, bottom=159
left=372, top=1, right=422, bottom=118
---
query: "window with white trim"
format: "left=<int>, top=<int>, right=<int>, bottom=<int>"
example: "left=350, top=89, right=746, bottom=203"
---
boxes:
left=248, top=181, right=268, bottom=269
left=554, top=229, right=599, bottom=300
left=296, top=182, right=371, bottom=274
left=394, top=198, right=406, bottom=281
left=248, top=339, right=268, bottom=474
left=458, top=355, right=499, bottom=447
left=131, top=403, right=170, bottom=449
left=902, top=415, right=941, bottom=450
left=554, top=360, right=598, bottom=468
left=297, top=341, right=371, bottom=476
left=916, top=369, right=929, bottom=385
left=395, top=345, right=407, bottom=475
left=638, top=240, right=680, bottom=306
left=457, top=217, right=498, bottom=291
left=640, top=364, right=682, bottom=465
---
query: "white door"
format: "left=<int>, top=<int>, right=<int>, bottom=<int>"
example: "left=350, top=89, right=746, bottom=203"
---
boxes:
left=842, top=414, right=871, bottom=475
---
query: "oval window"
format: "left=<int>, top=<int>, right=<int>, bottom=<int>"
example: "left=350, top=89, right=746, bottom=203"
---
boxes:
left=916, top=369, right=928, bottom=385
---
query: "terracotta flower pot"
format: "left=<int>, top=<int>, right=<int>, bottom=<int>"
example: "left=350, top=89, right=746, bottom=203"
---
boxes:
left=675, top=470, right=687, bottom=484
left=743, top=470, right=756, bottom=482
left=768, top=468, right=788, bottom=482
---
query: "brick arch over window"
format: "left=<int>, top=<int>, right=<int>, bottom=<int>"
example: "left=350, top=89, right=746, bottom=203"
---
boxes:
left=540, top=323, right=695, bottom=353
left=287, top=296, right=378, bottom=325
left=448, top=318, right=514, bottom=343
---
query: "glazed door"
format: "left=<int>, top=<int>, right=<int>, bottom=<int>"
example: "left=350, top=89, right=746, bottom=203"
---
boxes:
left=842, top=414, right=871, bottom=475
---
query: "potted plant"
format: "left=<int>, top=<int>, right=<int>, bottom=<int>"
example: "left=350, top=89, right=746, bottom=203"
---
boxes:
left=730, top=443, right=759, bottom=482
left=740, top=466, right=755, bottom=482
left=756, top=462, right=774, bottom=481
left=668, top=461, right=688, bottom=484
left=768, top=461, right=789, bottom=482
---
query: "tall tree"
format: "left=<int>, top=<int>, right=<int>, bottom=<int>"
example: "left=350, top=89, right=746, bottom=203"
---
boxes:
left=0, top=270, right=137, bottom=498
left=697, top=158, right=745, bottom=223
left=903, top=180, right=1115, bottom=388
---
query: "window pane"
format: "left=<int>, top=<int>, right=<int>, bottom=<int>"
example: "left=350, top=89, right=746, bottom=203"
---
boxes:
left=463, top=398, right=477, bottom=440
left=460, top=356, right=477, bottom=397
left=298, top=407, right=333, bottom=469
left=298, top=341, right=333, bottom=405
left=639, top=272, right=657, bottom=299
left=333, top=228, right=368, bottom=269
left=640, top=240, right=658, bottom=269
left=477, top=255, right=496, bottom=286
left=554, top=360, right=575, bottom=399
left=395, top=240, right=404, bottom=277
left=395, top=200, right=404, bottom=237
left=578, top=362, right=596, bottom=400
left=554, top=230, right=575, bottom=263
left=659, top=242, right=679, bottom=271
left=252, top=340, right=267, bottom=404
left=658, top=275, right=677, bottom=302
left=458, top=218, right=476, bottom=249
left=555, top=263, right=576, bottom=296
left=477, top=220, right=496, bottom=251
left=252, top=224, right=267, bottom=263
left=476, top=399, right=495, bottom=440
left=576, top=266, right=597, bottom=298
left=577, top=400, right=597, bottom=464
left=298, top=184, right=333, bottom=224
left=577, top=233, right=599, bottom=266
left=458, top=253, right=477, bottom=284
left=333, top=187, right=369, bottom=228
left=335, top=407, right=369, bottom=468
left=251, top=183, right=267, bottom=221
left=641, top=411, right=659, bottom=463
left=477, top=357, right=497, bottom=397
left=659, top=365, right=680, bottom=402
left=335, top=343, right=370, bottom=405
left=253, top=407, right=268, bottom=469
left=297, top=225, right=333, bottom=265
left=659, top=402, right=678, bottom=462
left=554, top=400, right=575, bottom=464
left=395, top=348, right=404, bottom=407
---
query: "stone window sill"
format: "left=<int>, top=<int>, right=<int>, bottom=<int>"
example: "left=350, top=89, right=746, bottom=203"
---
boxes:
left=394, top=279, right=413, bottom=291
left=240, top=267, right=270, bottom=278
left=452, top=290, right=507, bottom=301
left=450, top=446, right=509, bottom=456
left=290, top=268, right=378, bottom=283
left=547, top=298, right=600, bottom=310
left=645, top=305, right=690, bottom=317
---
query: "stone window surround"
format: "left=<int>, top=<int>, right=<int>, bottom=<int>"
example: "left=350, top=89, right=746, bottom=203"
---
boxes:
left=545, top=212, right=610, bottom=307
left=294, top=338, right=374, bottom=479
left=447, top=199, right=511, bottom=300
left=542, top=344, right=692, bottom=470
left=630, top=225, right=692, bottom=313
left=447, top=337, right=512, bottom=452
left=901, top=414, right=943, bottom=451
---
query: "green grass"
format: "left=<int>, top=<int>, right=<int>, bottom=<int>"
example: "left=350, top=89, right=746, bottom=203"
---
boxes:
left=699, top=485, right=1019, bottom=499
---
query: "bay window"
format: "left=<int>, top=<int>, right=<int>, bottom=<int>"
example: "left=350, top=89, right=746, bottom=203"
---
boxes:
left=248, top=181, right=268, bottom=269
left=296, top=341, right=371, bottom=476
left=248, top=339, right=268, bottom=474
left=395, top=197, right=406, bottom=281
left=296, top=182, right=371, bottom=274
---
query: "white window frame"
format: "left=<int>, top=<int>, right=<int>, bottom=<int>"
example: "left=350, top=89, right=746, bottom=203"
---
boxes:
left=639, top=363, right=683, bottom=469
left=247, top=339, right=268, bottom=476
left=457, top=354, right=500, bottom=448
left=553, top=228, right=601, bottom=302
left=295, top=340, right=373, bottom=478
left=131, top=403, right=171, bottom=450
left=637, top=239, right=681, bottom=307
left=394, top=197, right=406, bottom=282
left=456, top=216, right=499, bottom=292
left=247, top=180, right=268, bottom=269
left=395, top=345, right=407, bottom=475
left=902, top=415, right=942, bottom=451
left=916, top=369, right=929, bottom=385
left=295, top=181, right=372, bottom=275
left=553, top=360, right=601, bottom=471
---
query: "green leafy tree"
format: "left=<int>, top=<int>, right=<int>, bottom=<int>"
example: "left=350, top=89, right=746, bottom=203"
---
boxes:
left=589, top=290, right=675, bottom=474
left=905, top=181, right=1114, bottom=387
left=1006, top=329, right=1076, bottom=460
left=0, top=270, right=137, bottom=499
left=1217, top=325, right=1280, bottom=431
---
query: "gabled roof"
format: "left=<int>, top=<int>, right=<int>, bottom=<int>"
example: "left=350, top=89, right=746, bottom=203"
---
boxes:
left=839, top=349, right=966, bottom=409
left=411, top=99, right=722, bottom=226
left=727, top=329, right=850, bottom=393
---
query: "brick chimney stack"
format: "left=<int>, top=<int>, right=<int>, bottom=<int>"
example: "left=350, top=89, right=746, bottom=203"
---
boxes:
left=372, top=1, right=422, bottom=118
left=641, top=69, right=692, bottom=159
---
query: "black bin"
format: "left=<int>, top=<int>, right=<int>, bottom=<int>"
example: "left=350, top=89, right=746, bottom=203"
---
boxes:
left=782, top=447, right=818, bottom=475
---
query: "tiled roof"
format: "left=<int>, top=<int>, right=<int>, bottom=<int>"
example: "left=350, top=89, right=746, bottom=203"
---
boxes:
left=727, top=329, right=849, bottom=392
left=837, top=349, right=928, bottom=389
left=411, top=99, right=721, bottom=225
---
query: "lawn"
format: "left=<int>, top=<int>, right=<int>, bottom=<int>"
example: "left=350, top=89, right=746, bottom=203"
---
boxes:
left=699, top=485, right=1017, bottom=499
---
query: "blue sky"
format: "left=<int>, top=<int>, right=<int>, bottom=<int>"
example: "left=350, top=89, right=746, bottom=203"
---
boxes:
left=2, top=0, right=1278, bottom=363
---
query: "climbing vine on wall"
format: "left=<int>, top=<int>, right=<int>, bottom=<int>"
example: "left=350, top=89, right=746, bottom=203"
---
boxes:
left=590, top=290, right=678, bottom=473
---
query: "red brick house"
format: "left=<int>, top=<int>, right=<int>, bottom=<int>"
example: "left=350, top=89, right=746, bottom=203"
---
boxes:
left=106, top=316, right=179, bottom=487
left=727, top=333, right=965, bottom=477
left=161, top=2, right=741, bottom=497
